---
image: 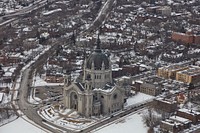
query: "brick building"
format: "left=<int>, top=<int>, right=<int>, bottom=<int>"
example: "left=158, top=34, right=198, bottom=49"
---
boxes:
left=22, top=38, right=39, bottom=51
left=0, top=55, right=21, bottom=66
left=45, top=74, right=64, bottom=83
left=153, top=98, right=177, bottom=113
left=122, top=64, right=139, bottom=76
left=169, top=116, right=191, bottom=129
left=112, top=68, right=123, bottom=78
left=177, top=108, right=200, bottom=124
left=172, top=32, right=200, bottom=45
left=160, top=119, right=183, bottom=133
left=112, top=64, right=139, bottom=78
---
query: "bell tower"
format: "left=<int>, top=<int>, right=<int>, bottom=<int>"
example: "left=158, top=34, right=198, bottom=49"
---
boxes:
left=84, top=75, right=93, bottom=117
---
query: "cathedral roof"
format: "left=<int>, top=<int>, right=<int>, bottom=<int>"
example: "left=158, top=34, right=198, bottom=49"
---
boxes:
left=74, top=82, right=85, bottom=91
left=86, top=36, right=110, bottom=70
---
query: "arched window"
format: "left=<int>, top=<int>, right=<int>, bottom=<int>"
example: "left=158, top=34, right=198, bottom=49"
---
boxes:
left=113, top=94, right=117, bottom=99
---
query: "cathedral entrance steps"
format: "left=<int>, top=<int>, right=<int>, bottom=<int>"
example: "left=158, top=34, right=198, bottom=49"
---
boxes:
left=58, top=109, right=75, bottom=118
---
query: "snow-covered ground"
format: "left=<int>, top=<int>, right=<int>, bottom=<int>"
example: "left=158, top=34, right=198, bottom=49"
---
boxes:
left=0, top=118, right=46, bottom=133
left=38, top=105, right=96, bottom=131
left=33, top=75, right=64, bottom=87
left=125, top=92, right=155, bottom=107
left=35, top=92, right=154, bottom=131
left=1, top=113, right=148, bottom=133
left=94, top=113, right=148, bottom=133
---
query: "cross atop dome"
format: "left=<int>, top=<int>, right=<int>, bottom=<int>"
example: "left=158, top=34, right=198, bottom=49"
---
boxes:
left=95, top=29, right=101, bottom=52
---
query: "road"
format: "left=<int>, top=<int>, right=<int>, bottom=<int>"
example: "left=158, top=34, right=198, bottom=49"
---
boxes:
left=17, top=67, right=152, bottom=133
left=80, top=0, right=116, bottom=36
left=81, top=102, right=151, bottom=133
left=0, top=0, right=58, bottom=27
left=17, top=67, right=76, bottom=133
left=14, top=0, right=149, bottom=132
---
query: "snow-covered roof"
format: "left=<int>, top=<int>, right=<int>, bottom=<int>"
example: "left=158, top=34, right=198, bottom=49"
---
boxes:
left=42, top=8, right=62, bottom=16
left=169, top=116, right=191, bottom=124
left=0, top=92, right=4, bottom=102
left=178, top=108, right=200, bottom=116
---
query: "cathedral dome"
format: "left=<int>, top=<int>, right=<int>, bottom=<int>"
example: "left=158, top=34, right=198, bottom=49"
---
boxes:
left=86, top=37, right=110, bottom=70
left=86, top=50, right=109, bottom=70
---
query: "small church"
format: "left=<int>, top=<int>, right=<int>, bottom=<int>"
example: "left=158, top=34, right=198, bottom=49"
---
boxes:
left=63, top=36, right=125, bottom=117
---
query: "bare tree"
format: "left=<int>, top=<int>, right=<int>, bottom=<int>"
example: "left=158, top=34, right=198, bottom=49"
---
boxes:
left=142, top=108, right=162, bottom=132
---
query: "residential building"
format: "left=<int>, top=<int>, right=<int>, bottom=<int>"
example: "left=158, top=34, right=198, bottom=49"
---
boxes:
left=45, top=73, right=64, bottom=83
left=177, top=108, right=200, bottom=124
left=160, top=119, right=183, bottom=133
left=146, top=6, right=171, bottom=16
left=157, top=64, right=188, bottom=79
left=122, top=64, right=139, bottom=76
left=153, top=98, right=177, bottom=113
left=133, top=76, right=163, bottom=96
left=172, top=32, right=200, bottom=45
left=176, top=66, right=200, bottom=84
left=0, top=54, right=21, bottom=66
left=140, top=82, right=161, bottom=96
left=112, top=64, right=139, bottom=78
left=169, top=116, right=192, bottom=129
left=157, top=6, right=171, bottom=16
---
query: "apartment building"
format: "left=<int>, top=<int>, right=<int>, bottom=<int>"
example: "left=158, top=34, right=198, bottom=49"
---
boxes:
left=176, top=66, right=200, bottom=84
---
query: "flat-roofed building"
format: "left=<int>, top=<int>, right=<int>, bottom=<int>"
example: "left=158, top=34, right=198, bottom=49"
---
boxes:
left=176, top=66, right=200, bottom=84
left=177, top=108, right=200, bottom=124
left=133, top=76, right=163, bottom=96
left=157, top=65, right=188, bottom=79
left=169, top=116, right=192, bottom=129
left=153, top=97, right=177, bottom=113
left=157, top=6, right=171, bottom=16
left=140, top=82, right=161, bottom=96
left=160, top=119, right=183, bottom=133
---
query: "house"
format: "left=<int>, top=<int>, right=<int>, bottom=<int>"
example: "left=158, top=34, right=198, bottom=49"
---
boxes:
left=176, top=93, right=187, bottom=104
left=0, top=54, right=21, bottom=66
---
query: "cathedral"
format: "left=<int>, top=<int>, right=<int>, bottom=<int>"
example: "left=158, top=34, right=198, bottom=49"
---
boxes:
left=63, top=36, right=125, bottom=117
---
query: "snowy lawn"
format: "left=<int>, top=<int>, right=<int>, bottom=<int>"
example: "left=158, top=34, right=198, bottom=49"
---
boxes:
left=0, top=118, right=46, bottom=133
left=95, top=113, right=148, bottom=133
left=33, top=76, right=64, bottom=87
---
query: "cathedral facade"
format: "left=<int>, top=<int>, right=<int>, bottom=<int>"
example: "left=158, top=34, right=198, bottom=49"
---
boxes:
left=63, top=38, right=125, bottom=117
